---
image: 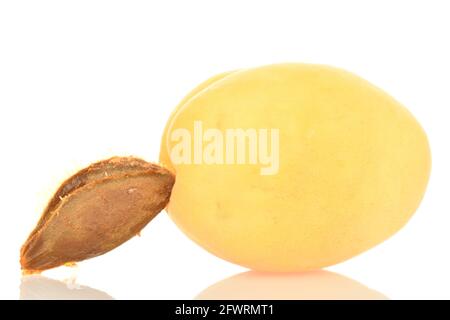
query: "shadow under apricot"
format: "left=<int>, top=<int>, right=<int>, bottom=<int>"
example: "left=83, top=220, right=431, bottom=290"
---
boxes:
left=196, top=270, right=387, bottom=300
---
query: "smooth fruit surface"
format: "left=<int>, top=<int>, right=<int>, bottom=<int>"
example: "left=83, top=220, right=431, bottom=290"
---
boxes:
left=160, top=63, right=431, bottom=271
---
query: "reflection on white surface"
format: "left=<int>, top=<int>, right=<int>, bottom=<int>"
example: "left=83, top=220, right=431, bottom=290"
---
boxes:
left=196, top=270, right=387, bottom=300
left=20, top=275, right=113, bottom=300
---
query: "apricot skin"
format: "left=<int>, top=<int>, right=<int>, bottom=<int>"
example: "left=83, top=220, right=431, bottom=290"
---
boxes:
left=160, top=63, right=431, bottom=272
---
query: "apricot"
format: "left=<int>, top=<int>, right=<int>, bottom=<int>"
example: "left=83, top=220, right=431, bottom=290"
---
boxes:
left=160, top=63, right=431, bottom=271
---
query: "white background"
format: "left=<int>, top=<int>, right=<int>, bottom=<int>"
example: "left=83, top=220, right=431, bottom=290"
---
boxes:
left=0, top=0, right=449, bottom=300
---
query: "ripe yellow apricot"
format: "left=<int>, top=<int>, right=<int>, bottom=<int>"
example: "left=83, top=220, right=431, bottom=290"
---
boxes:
left=160, top=63, right=431, bottom=272
left=159, top=70, right=236, bottom=172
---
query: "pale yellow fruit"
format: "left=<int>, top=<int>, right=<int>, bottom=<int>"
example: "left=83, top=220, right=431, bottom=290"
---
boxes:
left=160, top=63, right=431, bottom=272
left=159, top=70, right=236, bottom=173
